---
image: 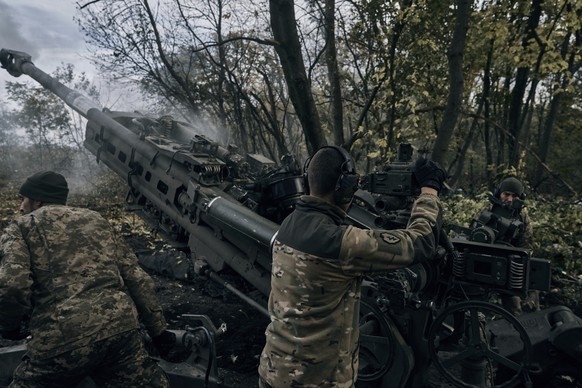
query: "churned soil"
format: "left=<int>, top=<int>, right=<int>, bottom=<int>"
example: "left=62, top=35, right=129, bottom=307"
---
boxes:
left=149, top=270, right=268, bottom=387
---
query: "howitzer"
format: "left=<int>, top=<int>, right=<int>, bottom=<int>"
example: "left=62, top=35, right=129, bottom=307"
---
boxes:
left=0, top=49, right=298, bottom=300
left=1, top=48, right=581, bottom=388
left=359, top=143, right=417, bottom=215
left=471, top=195, right=527, bottom=245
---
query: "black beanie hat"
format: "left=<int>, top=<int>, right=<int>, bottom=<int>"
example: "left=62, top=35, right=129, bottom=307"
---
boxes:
left=19, top=171, right=69, bottom=205
left=498, top=177, right=524, bottom=197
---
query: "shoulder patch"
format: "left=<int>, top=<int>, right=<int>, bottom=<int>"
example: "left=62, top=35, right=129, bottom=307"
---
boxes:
left=380, top=232, right=400, bottom=244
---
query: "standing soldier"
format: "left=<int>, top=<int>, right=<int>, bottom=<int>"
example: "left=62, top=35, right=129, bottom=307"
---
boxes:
left=258, top=146, right=446, bottom=387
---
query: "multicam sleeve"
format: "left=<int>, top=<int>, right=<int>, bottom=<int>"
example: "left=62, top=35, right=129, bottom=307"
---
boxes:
left=113, top=230, right=167, bottom=337
left=0, top=222, right=33, bottom=332
left=340, top=193, right=442, bottom=275
left=515, top=209, right=534, bottom=250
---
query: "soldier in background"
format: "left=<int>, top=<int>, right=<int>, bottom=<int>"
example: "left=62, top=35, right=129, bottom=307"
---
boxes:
left=491, top=177, right=533, bottom=249
left=258, top=146, right=446, bottom=387
left=0, top=171, right=175, bottom=387
left=473, top=177, right=538, bottom=315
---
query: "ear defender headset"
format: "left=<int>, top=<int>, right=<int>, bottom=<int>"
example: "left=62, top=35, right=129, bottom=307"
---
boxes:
left=303, top=146, right=359, bottom=205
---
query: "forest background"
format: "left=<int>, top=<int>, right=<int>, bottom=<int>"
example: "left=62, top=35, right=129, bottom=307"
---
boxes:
left=0, top=0, right=580, bottom=277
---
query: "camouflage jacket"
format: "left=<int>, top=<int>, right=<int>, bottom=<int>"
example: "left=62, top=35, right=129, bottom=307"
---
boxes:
left=258, top=193, right=442, bottom=387
left=0, top=204, right=167, bottom=359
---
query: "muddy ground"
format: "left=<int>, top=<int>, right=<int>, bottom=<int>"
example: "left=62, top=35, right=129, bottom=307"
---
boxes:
left=136, top=246, right=269, bottom=387
left=148, top=270, right=268, bottom=387
left=1, top=173, right=581, bottom=387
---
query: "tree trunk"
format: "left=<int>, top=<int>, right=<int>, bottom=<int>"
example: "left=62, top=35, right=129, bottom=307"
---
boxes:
left=449, top=36, right=494, bottom=186
left=269, top=0, right=326, bottom=154
left=215, top=0, right=231, bottom=146
left=432, top=0, right=472, bottom=165
left=507, top=0, right=542, bottom=167
left=482, top=40, right=494, bottom=184
left=535, top=22, right=582, bottom=186
left=324, top=0, right=344, bottom=146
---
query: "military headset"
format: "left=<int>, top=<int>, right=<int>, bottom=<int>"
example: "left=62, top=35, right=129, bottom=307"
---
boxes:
left=303, top=146, right=359, bottom=205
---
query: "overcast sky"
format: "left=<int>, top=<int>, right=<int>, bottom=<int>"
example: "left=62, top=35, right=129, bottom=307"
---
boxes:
left=0, top=0, right=95, bottom=103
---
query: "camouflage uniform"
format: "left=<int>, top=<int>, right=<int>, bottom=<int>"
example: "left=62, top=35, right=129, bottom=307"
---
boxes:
left=258, top=193, right=442, bottom=387
left=0, top=204, right=169, bottom=386
left=511, top=207, right=533, bottom=250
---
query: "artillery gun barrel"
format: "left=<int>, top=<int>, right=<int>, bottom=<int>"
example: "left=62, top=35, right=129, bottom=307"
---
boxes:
left=0, top=49, right=157, bottom=162
left=205, top=197, right=278, bottom=248
left=0, top=49, right=101, bottom=116
left=1, top=47, right=276, bottom=296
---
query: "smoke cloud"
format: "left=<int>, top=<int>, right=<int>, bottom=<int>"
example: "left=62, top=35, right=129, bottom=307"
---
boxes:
left=0, top=0, right=94, bottom=102
left=0, top=0, right=40, bottom=59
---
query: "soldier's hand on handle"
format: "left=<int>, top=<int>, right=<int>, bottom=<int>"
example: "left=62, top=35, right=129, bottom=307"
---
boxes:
left=413, top=158, right=447, bottom=194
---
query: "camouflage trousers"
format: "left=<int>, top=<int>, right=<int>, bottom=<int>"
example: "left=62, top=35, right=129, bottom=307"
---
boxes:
left=10, top=330, right=169, bottom=388
left=501, top=290, right=540, bottom=316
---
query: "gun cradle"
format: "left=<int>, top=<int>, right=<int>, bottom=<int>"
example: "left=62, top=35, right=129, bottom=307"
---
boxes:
left=83, top=110, right=299, bottom=297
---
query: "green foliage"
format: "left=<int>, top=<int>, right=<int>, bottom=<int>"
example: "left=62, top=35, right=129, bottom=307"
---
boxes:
left=0, top=106, right=21, bottom=176
left=3, top=63, right=100, bottom=174
left=442, top=192, right=489, bottom=228
left=527, top=199, right=582, bottom=273
left=542, top=102, right=582, bottom=195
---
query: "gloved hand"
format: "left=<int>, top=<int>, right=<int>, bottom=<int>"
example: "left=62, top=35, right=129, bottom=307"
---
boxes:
left=151, top=330, right=176, bottom=358
left=413, top=158, right=447, bottom=193
left=1, top=328, right=30, bottom=341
